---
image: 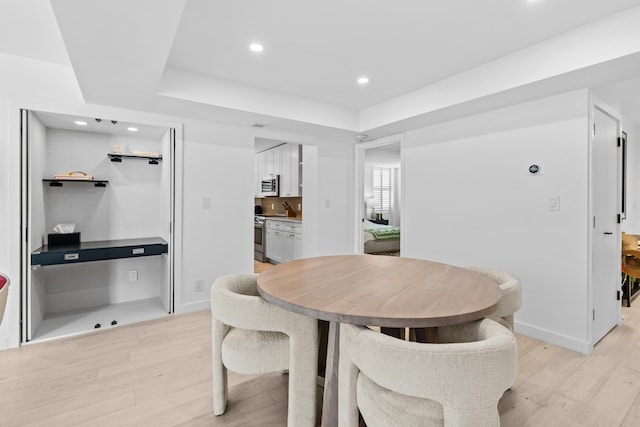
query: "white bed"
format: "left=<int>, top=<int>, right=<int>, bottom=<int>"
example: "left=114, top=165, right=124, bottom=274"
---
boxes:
left=363, top=220, right=401, bottom=254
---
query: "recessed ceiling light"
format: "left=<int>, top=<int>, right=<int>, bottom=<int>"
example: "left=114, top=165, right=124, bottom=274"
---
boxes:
left=249, top=43, right=264, bottom=53
left=127, top=127, right=139, bottom=132
left=357, top=76, right=369, bottom=85
left=74, top=120, right=87, bottom=126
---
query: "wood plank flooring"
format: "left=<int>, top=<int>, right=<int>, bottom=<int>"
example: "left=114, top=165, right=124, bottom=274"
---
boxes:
left=1, top=303, right=639, bottom=426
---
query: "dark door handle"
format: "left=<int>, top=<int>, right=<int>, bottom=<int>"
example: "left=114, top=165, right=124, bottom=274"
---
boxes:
left=604, top=232, right=613, bottom=235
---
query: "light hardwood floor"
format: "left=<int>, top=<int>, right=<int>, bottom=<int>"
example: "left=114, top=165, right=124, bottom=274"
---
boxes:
left=254, top=259, right=275, bottom=274
left=1, top=304, right=639, bottom=426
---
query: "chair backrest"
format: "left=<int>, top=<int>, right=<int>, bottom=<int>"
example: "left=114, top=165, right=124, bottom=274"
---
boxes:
left=622, top=232, right=638, bottom=251
left=621, top=233, right=640, bottom=277
left=341, top=319, right=517, bottom=408
left=466, top=267, right=521, bottom=329
left=0, top=274, right=9, bottom=326
left=210, top=274, right=314, bottom=335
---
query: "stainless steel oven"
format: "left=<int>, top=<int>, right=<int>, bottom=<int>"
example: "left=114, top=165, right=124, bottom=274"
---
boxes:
left=254, top=216, right=266, bottom=262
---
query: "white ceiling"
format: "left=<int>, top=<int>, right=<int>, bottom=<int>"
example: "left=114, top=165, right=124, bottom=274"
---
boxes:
left=33, top=111, right=169, bottom=140
left=167, top=0, right=640, bottom=110
left=3, top=0, right=640, bottom=139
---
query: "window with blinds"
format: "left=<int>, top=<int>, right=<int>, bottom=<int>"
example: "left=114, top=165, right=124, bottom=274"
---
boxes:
left=372, top=168, right=391, bottom=213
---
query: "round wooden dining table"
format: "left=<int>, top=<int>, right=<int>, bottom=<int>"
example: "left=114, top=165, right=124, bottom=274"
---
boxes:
left=257, top=254, right=501, bottom=427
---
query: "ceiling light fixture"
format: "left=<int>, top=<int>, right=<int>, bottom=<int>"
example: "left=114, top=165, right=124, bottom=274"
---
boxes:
left=74, top=120, right=88, bottom=126
left=127, top=127, right=139, bottom=132
left=249, top=43, right=264, bottom=53
left=357, top=76, right=369, bottom=85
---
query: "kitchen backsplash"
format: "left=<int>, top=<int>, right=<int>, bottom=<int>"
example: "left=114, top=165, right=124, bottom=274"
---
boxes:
left=256, top=197, right=302, bottom=219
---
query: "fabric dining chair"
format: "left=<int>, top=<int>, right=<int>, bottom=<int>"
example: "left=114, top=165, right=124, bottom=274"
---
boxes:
left=339, top=318, right=517, bottom=427
left=210, top=274, right=318, bottom=427
left=0, top=273, right=9, bottom=326
left=466, top=267, right=521, bottom=331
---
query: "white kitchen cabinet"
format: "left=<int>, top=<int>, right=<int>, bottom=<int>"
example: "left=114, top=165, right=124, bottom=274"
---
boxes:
left=254, top=153, right=262, bottom=196
left=283, top=223, right=302, bottom=262
left=265, top=220, right=284, bottom=263
left=279, top=143, right=301, bottom=197
left=255, top=143, right=301, bottom=197
left=266, top=220, right=302, bottom=264
left=265, top=145, right=282, bottom=176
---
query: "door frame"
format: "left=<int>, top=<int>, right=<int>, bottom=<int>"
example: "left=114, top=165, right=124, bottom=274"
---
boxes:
left=588, top=96, right=622, bottom=351
left=354, top=134, right=405, bottom=254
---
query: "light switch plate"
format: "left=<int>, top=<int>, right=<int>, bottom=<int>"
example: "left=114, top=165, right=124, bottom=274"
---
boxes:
left=548, top=195, right=560, bottom=211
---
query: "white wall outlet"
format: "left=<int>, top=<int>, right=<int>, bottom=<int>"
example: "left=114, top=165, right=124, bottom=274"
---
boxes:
left=201, top=197, right=211, bottom=209
left=128, top=269, right=138, bottom=281
left=271, top=203, right=275, bottom=209
left=195, top=280, right=204, bottom=292
left=298, top=203, right=301, bottom=211
left=548, top=195, right=560, bottom=211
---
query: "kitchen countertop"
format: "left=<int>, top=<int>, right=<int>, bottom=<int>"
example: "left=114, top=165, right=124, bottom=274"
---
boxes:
left=259, top=215, right=302, bottom=223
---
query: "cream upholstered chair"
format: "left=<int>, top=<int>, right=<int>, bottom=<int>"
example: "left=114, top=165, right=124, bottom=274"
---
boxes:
left=0, top=273, right=8, bottom=326
left=210, top=274, right=318, bottom=427
left=466, top=267, right=521, bottom=331
left=339, top=319, right=517, bottom=427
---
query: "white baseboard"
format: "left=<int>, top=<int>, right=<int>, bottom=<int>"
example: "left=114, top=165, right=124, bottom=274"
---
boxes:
left=515, top=320, right=592, bottom=355
left=175, top=300, right=209, bottom=314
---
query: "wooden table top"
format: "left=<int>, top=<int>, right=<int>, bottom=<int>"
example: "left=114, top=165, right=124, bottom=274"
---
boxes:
left=257, top=254, right=501, bottom=328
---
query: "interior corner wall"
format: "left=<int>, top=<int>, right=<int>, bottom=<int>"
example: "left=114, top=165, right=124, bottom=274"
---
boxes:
left=403, top=89, right=592, bottom=353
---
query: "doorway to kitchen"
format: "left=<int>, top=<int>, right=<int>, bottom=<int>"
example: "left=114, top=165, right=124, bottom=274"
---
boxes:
left=354, top=135, right=404, bottom=256
left=254, top=137, right=310, bottom=272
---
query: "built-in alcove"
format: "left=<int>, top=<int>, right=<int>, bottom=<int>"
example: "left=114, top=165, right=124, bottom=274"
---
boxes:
left=22, top=110, right=175, bottom=342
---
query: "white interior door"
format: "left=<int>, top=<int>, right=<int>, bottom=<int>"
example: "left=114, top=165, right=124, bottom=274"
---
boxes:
left=591, top=105, right=621, bottom=345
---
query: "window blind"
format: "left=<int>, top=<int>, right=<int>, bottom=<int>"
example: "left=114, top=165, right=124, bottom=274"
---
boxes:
left=372, top=168, right=391, bottom=213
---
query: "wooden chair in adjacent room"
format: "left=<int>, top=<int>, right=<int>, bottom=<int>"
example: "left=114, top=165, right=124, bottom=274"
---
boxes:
left=621, top=232, right=640, bottom=307
left=339, top=319, right=517, bottom=427
left=210, top=274, right=319, bottom=427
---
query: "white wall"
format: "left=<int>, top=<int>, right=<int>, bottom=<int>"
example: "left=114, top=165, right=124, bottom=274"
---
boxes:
left=0, top=53, right=355, bottom=348
left=403, top=90, right=592, bottom=353
left=314, top=141, right=355, bottom=255
left=178, top=125, right=254, bottom=311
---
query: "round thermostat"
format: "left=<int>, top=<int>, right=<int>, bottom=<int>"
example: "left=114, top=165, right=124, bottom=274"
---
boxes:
left=529, top=164, right=540, bottom=174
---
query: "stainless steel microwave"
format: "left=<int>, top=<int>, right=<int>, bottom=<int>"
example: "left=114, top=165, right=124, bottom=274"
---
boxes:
left=261, top=175, right=279, bottom=197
